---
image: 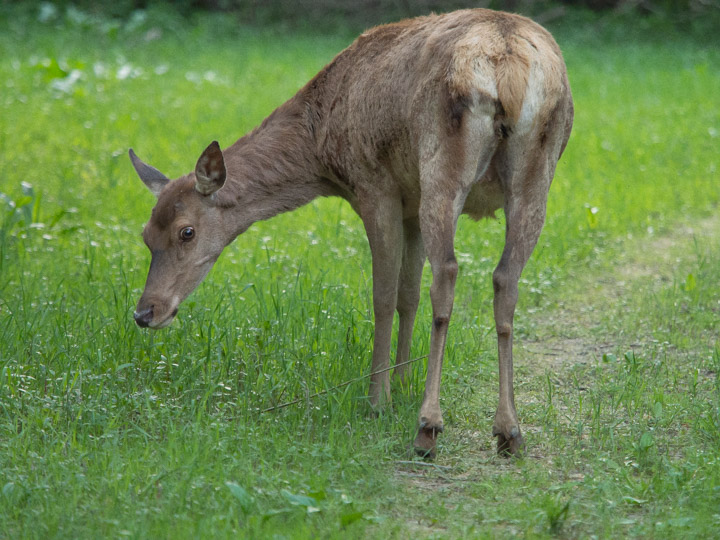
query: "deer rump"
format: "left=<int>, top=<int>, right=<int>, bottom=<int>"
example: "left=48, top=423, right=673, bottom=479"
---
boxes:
left=129, top=9, right=574, bottom=459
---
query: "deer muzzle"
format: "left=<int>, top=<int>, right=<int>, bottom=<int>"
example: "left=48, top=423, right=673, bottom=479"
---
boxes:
left=133, top=307, right=154, bottom=328
left=133, top=296, right=180, bottom=329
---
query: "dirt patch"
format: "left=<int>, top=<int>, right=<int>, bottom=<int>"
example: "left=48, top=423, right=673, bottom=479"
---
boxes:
left=620, top=216, right=719, bottom=282
left=520, top=337, right=615, bottom=375
left=519, top=213, right=720, bottom=376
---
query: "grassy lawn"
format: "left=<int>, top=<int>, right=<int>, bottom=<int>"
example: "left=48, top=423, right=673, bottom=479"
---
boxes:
left=1, top=4, right=719, bottom=538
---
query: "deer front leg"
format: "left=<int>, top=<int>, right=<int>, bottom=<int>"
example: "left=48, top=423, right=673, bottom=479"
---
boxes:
left=360, top=193, right=404, bottom=410
left=393, top=217, right=425, bottom=383
left=413, top=198, right=460, bottom=458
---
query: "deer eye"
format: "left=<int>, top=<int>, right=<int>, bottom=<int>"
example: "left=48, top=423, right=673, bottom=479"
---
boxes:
left=179, top=226, right=195, bottom=241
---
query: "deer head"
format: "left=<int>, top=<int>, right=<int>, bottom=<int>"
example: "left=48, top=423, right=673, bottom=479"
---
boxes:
left=130, top=141, right=233, bottom=329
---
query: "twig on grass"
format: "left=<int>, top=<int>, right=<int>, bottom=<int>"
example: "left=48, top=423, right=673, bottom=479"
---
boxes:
left=259, top=354, right=429, bottom=413
left=395, top=460, right=452, bottom=471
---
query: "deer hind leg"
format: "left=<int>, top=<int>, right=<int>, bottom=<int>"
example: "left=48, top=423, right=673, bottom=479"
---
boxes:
left=359, top=191, right=404, bottom=410
left=413, top=112, right=499, bottom=458
left=491, top=80, right=573, bottom=455
left=413, top=195, right=458, bottom=458
left=492, top=148, right=554, bottom=456
left=393, top=217, right=425, bottom=383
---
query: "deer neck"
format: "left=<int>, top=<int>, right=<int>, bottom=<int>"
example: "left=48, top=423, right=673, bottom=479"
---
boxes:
left=217, top=99, right=332, bottom=234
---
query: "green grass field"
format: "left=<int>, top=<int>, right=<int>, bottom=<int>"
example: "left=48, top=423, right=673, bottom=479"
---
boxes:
left=1, top=4, right=719, bottom=538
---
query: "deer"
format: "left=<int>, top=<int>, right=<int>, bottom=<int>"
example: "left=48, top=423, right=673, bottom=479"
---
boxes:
left=129, top=8, right=573, bottom=458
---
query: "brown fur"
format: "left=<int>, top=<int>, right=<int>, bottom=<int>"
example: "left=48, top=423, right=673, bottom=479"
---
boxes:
left=130, top=9, right=574, bottom=458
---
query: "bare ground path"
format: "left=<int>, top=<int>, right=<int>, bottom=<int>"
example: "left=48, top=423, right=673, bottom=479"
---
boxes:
left=520, top=214, right=719, bottom=374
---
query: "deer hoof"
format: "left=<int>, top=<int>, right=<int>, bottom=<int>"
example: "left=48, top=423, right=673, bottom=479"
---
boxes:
left=493, top=425, right=524, bottom=457
left=368, top=386, right=392, bottom=413
left=413, top=420, right=444, bottom=460
left=368, top=397, right=392, bottom=418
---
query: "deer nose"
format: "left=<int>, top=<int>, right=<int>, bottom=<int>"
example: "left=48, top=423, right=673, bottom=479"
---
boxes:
left=133, top=307, right=154, bottom=328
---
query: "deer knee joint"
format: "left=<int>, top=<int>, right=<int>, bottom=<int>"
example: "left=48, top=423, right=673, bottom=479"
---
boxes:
left=373, top=294, right=396, bottom=318
left=397, top=295, right=420, bottom=317
left=433, top=316, right=450, bottom=330
left=496, top=322, right=512, bottom=337
left=442, top=257, right=458, bottom=283
left=492, top=269, right=507, bottom=294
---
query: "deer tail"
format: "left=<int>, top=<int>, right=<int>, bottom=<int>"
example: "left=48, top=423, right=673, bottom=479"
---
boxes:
left=495, top=42, right=531, bottom=126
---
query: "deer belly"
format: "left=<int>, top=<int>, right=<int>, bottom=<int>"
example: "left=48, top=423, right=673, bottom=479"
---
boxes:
left=462, top=172, right=504, bottom=221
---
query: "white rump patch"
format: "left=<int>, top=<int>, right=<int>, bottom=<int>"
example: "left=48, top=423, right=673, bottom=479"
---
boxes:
left=516, top=60, right=545, bottom=135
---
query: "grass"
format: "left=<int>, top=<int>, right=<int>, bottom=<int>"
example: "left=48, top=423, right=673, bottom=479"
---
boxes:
left=1, top=3, right=719, bottom=538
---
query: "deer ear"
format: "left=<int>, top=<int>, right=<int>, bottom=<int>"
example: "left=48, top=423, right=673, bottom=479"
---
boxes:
left=129, top=149, right=170, bottom=199
left=194, top=141, right=226, bottom=196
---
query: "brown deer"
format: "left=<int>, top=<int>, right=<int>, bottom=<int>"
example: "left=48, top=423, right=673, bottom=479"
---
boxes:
left=129, top=9, right=573, bottom=458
